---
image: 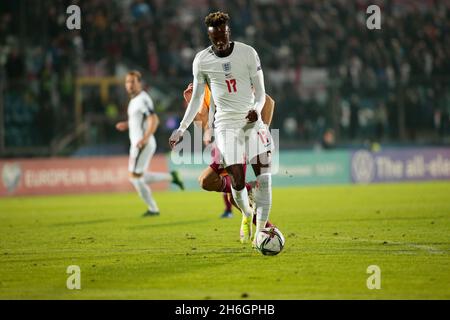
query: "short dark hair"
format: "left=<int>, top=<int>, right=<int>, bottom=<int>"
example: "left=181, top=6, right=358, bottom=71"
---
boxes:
left=127, top=70, right=142, bottom=82
left=204, top=11, right=230, bottom=28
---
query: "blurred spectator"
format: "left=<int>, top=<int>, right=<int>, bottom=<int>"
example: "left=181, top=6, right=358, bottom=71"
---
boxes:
left=321, top=129, right=336, bottom=149
left=1, top=0, right=449, bottom=153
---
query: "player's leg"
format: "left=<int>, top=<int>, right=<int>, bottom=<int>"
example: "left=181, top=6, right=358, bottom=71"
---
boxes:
left=197, top=164, right=250, bottom=218
left=216, top=127, right=253, bottom=242
left=251, top=152, right=272, bottom=235
left=226, top=163, right=254, bottom=242
left=247, top=121, right=275, bottom=243
left=224, top=174, right=274, bottom=227
left=226, top=193, right=238, bottom=212
left=142, top=136, right=184, bottom=190
left=128, top=141, right=160, bottom=216
left=129, top=171, right=160, bottom=216
left=211, top=129, right=252, bottom=217
left=203, top=144, right=254, bottom=194
left=199, top=157, right=255, bottom=216
left=198, top=166, right=233, bottom=218
left=226, top=164, right=248, bottom=201
left=234, top=181, right=274, bottom=228
left=200, top=137, right=267, bottom=226
left=198, top=166, right=223, bottom=191
left=143, top=171, right=184, bottom=190
left=205, top=144, right=235, bottom=217
left=221, top=193, right=233, bottom=218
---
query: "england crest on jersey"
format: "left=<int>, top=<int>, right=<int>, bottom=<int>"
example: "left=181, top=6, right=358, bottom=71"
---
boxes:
left=222, top=62, right=231, bottom=72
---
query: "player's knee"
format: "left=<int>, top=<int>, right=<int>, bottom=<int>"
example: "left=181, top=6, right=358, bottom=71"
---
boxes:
left=198, top=175, right=208, bottom=190
left=259, top=152, right=272, bottom=167
left=257, top=173, right=271, bottom=189
left=229, top=172, right=245, bottom=190
left=198, top=175, right=214, bottom=191
left=129, top=172, right=142, bottom=179
left=129, top=173, right=143, bottom=187
left=231, top=178, right=246, bottom=191
left=128, top=176, right=140, bottom=191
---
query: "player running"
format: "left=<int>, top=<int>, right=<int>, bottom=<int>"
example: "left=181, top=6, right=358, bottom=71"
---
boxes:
left=116, top=70, right=184, bottom=217
left=183, top=83, right=275, bottom=231
left=170, top=12, right=274, bottom=244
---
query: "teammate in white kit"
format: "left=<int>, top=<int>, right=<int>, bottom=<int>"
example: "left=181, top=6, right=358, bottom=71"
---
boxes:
left=169, top=12, right=274, bottom=244
left=116, top=71, right=184, bottom=217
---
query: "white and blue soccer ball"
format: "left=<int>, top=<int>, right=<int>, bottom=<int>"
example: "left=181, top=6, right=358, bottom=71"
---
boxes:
left=255, top=227, right=285, bottom=256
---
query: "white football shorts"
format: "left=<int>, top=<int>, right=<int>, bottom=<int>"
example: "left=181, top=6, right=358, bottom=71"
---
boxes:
left=215, top=121, right=274, bottom=167
left=128, top=135, right=156, bottom=174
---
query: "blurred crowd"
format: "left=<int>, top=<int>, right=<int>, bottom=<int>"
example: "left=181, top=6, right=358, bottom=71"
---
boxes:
left=1, top=0, right=449, bottom=154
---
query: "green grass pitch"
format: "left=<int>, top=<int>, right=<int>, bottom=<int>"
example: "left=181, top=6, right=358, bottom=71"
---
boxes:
left=0, top=182, right=449, bottom=299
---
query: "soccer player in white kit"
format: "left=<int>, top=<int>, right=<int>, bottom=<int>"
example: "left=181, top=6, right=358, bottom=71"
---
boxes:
left=116, top=71, right=184, bottom=217
left=169, top=12, right=274, bottom=245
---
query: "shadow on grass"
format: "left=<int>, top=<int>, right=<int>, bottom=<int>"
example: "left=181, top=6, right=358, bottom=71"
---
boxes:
left=51, top=219, right=113, bottom=227
left=128, top=218, right=212, bottom=229
left=317, top=215, right=447, bottom=223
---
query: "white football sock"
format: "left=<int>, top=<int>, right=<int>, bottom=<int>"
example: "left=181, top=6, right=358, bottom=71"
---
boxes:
left=130, top=177, right=159, bottom=212
left=255, top=173, right=272, bottom=234
left=231, top=186, right=252, bottom=218
left=256, top=220, right=266, bottom=234
left=143, top=172, right=172, bottom=184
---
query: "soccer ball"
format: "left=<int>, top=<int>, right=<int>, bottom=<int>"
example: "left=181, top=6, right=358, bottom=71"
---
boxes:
left=254, top=227, right=285, bottom=256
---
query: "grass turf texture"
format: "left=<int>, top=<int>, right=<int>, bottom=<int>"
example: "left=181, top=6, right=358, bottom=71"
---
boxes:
left=0, top=182, right=449, bottom=299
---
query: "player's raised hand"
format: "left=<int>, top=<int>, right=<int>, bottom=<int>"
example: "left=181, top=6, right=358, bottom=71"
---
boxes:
left=245, top=109, right=258, bottom=124
left=183, top=83, right=194, bottom=104
left=169, top=129, right=183, bottom=149
left=115, top=121, right=128, bottom=131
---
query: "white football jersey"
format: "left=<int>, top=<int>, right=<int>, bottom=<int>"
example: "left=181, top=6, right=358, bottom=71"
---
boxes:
left=127, top=90, right=155, bottom=146
left=193, top=41, right=263, bottom=129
